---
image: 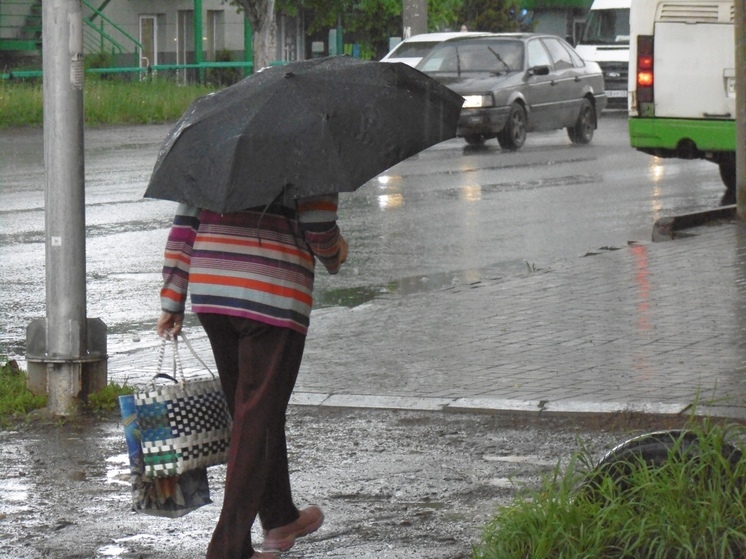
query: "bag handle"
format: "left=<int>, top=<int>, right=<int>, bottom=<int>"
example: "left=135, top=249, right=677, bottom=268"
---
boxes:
left=154, top=338, right=177, bottom=383
left=153, top=331, right=217, bottom=384
left=176, top=331, right=217, bottom=380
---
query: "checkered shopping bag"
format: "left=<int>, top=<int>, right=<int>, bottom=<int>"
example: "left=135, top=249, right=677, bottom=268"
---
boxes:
left=134, top=333, right=232, bottom=478
left=119, top=392, right=213, bottom=517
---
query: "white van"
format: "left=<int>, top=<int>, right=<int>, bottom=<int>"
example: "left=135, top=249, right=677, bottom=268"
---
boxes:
left=574, top=0, right=631, bottom=108
left=627, top=0, right=735, bottom=194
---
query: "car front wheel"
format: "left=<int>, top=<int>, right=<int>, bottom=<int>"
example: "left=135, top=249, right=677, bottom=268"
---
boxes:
left=568, top=98, right=595, bottom=144
left=496, top=103, right=527, bottom=150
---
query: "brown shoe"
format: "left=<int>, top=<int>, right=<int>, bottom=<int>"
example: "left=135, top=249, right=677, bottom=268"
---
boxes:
left=261, top=506, right=324, bottom=552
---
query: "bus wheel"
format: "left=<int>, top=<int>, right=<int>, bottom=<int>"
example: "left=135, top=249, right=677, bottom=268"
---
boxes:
left=497, top=103, right=527, bottom=150
left=568, top=99, right=595, bottom=144
left=719, top=157, right=736, bottom=192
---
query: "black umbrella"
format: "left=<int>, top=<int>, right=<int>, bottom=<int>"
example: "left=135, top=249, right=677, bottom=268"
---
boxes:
left=144, top=56, right=464, bottom=213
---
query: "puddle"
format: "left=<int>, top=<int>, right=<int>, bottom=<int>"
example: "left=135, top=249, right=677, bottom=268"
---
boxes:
left=488, top=477, right=518, bottom=489
left=96, top=544, right=128, bottom=557
left=106, top=453, right=131, bottom=486
left=483, top=454, right=558, bottom=467
left=107, top=533, right=165, bottom=554
left=314, top=265, right=519, bottom=309
left=0, top=479, right=31, bottom=515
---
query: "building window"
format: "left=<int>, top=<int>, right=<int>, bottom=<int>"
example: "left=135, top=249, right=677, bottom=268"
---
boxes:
left=177, top=10, right=194, bottom=83
left=139, top=15, right=158, bottom=67
left=206, top=10, right=225, bottom=61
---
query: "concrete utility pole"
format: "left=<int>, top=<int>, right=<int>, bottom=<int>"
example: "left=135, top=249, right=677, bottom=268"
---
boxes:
left=26, top=0, right=107, bottom=415
left=402, top=0, right=428, bottom=39
left=736, top=0, right=746, bottom=216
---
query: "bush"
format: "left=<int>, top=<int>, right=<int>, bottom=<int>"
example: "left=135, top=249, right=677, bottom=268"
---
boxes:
left=86, top=382, right=135, bottom=415
left=206, top=48, right=243, bottom=87
left=474, top=421, right=746, bottom=559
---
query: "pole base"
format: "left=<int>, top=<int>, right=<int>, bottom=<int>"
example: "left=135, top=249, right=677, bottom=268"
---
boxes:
left=25, top=318, right=108, bottom=415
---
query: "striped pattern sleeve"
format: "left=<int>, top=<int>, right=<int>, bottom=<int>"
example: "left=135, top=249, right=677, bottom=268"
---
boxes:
left=297, top=194, right=344, bottom=275
left=160, top=204, right=201, bottom=313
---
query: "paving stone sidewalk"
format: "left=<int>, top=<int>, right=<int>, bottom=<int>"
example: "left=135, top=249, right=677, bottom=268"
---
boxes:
left=108, top=220, right=746, bottom=420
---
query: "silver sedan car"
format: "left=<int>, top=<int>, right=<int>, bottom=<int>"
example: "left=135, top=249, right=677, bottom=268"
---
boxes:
left=416, top=33, right=608, bottom=149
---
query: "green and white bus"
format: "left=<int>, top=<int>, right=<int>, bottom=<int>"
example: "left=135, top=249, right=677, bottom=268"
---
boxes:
left=628, top=0, right=735, bottom=194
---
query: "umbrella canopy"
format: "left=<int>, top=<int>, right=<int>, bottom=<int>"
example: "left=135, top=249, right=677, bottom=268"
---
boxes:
left=144, top=56, right=464, bottom=213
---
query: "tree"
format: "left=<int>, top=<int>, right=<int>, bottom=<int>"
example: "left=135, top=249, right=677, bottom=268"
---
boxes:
left=458, top=0, right=533, bottom=32
left=235, top=0, right=473, bottom=66
left=232, top=0, right=278, bottom=71
left=282, top=0, right=466, bottom=60
left=429, top=0, right=467, bottom=31
left=280, top=0, right=401, bottom=59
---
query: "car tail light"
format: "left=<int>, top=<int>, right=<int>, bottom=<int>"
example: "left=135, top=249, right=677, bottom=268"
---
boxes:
left=636, top=35, right=654, bottom=116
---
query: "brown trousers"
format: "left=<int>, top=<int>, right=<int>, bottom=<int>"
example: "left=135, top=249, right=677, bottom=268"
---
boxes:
left=199, top=314, right=305, bottom=559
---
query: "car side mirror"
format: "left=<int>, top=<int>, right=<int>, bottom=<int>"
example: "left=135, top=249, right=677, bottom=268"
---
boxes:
left=528, top=65, right=550, bottom=76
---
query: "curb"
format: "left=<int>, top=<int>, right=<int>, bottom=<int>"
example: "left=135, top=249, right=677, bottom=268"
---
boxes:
left=652, top=205, right=737, bottom=241
left=288, top=392, right=746, bottom=421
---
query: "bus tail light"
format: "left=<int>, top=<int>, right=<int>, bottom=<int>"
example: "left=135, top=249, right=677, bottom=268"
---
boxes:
left=636, top=35, right=654, bottom=116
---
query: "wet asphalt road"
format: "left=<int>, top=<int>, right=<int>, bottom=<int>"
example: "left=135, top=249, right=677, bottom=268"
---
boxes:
left=0, top=112, right=732, bottom=362
left=0, top=113, right=737, bottom=558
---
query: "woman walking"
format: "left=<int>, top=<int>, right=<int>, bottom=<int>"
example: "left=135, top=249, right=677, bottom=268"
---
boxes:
left=157, top=193, right=348, bottom=558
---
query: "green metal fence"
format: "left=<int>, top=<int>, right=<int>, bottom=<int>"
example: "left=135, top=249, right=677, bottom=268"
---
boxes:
left=1, top=61, right=254, bottom=81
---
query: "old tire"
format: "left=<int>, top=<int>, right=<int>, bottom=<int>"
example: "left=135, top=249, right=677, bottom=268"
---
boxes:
left=578, top=429, right=743, bottom=501
left=567, top=98, right=595, bottom=144
left=496, top=103, right=527, bottom=150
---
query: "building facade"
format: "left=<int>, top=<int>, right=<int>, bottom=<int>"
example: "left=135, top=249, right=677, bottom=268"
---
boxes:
left=0, top=0, right=305, bottom=76
left=522, top=0, right=594, bottom=45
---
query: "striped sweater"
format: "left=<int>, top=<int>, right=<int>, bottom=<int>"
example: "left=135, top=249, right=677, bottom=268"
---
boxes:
left=160, top=194, right=343, bottom=335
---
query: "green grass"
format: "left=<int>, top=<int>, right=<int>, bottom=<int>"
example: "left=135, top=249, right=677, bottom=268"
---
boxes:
left=0, top=80, right=43, bottom=126
left=473, top=421, right=746, bottom=559
left=0, top=77, right=218, bottom=127
left=0, top=359, right=135, bottom=425
left=86, top=381, right=135, bottom=415
left=0, top=361, right=46, bottom=424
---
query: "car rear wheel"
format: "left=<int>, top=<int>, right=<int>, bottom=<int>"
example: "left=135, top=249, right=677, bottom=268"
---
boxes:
left=567, top=98, right=595, bottom=144
left=464, top=134, right=486, bottom=146
left=496, top=103, right=527, bottom=150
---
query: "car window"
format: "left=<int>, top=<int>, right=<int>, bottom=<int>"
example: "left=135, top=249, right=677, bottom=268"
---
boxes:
left=541, top=37, right=574, bottom=70
left=563, top=41, right=586, bottom=68
left=387, top=41, right=440, bottom=59
left=418, top=41, right=524, bottom=73
left=527, top=38, right=551, bottom=69
left=473, top=41, right=524, bottom=71
left=418, top=45, right=459, bottom=72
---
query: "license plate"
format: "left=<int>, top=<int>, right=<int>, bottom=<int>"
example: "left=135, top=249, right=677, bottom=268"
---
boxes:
left=606, top=90, right=628, bottom=98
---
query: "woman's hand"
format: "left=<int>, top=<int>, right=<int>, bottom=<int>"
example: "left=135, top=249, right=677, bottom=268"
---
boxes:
left=338, top=235, right=348, bottom=264
left=157, top=311, right=184, bottom=339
